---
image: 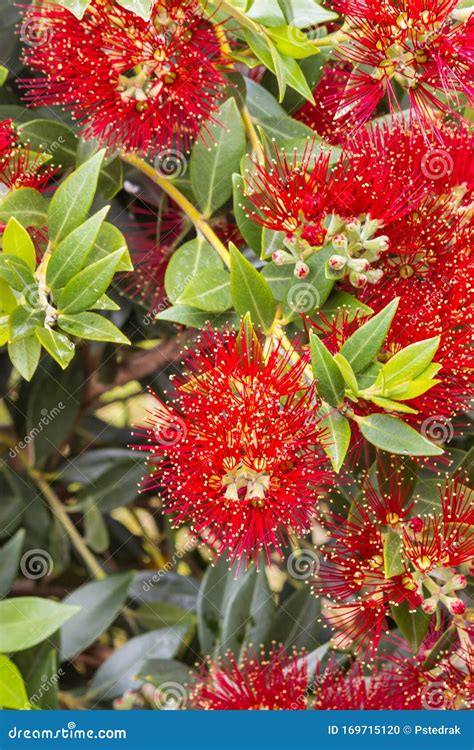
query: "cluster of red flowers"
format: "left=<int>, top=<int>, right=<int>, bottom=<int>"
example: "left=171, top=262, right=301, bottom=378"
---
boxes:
left=0, top=118, right=54, bottom=198
left=315, top=468, right=473, bottom=658
left=134, top=325, right=331, bottom=568
left=328, top=0, right=474, bottom=127
left=21, top=0, right=229, bottom=156
left=187, top=640, right=473, bottom=709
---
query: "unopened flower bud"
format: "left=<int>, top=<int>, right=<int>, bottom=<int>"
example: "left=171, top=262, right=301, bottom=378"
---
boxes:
left=363, top=235, right=390, bottom=253
left=350, top=272, right=368, bottom=288
left=345, top=219, right=361, bottom=238
left=294, top=260, right=310, bottom=279
left=348, top=258, right=371, bottom=273
left=332, top=233, right=348, bottom=251
left=328, top=254, right=347, bottom=271
left=326, top=213, right=344, bottom=237
left=360, top=217, right=381, bottom=240
left=272, top=249, right=293, bottom=265
left=367, top=268, right=384, bottom=284
left=421, top=597, right=437, bottom=614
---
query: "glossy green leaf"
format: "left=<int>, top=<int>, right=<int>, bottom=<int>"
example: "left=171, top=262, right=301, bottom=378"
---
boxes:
left=88, top=627, right=190, bottom=701
left=35, top=328, right=75, bottom=369
left=60, top=573, right=134, bottom=661
left=230, top=244, right=276, bottom=333
left=2, top=217, right=36, bottom=270
left=46, top=207, right=109, bottom=290
left=8, top=335, right=41, bottom=381
left=0, top=655, right=29, bottom=709
left=383, top=531, right=404, bottom=578
left=309, top=332, right=345, bottom=407
left=0, top=597, right=79, bottom=652
left=190, top=98, right=246, bottom=217
left=48, top=150, right=105, bottom=244
left=375, top=336, right=441, bottom=394
left=356, top=413, right=443, bottom=456
left=268, top=26, right=319, bottom=59
left=0, top=529, right=25, bottom=599
left=116, top=0, right=152, bottom=19
left=388, top=365, right=442, bottom=400
left=318, top=404, right=351, bottom=472
left=156, top=304, right=239, bottom=329
left=333, top=353, right=359, bottom=395
left=391, top=600, right=430, bottom=651
left=164, top=238, right=223, bottom=304
left=370, top=396, right=419, bottom=414
left=57, top=249, right=124, bottom=313
left=178, top=269, right=231, bottom=312
left=340, top=298, right=399, bottom=373
left=233, top=173, right=263, bottom=254
left=10, top=305, right=44, bottom=342
left=58, top=312, right=130, bottom=344
left=54, top=0, right=91, bottom=18
left=19, top=119, right=78, bottom=167
left=0, top=255, right=35, bottom=292
left=88, top=222, right=132, bottom=271
left=0, top=188, right=48, bottom=228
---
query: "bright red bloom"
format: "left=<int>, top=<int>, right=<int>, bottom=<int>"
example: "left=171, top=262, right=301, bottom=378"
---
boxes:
left=188, top=646, right=309, bottom=710
left=134, top=325, right=331, bottom=567
left=312, top=659, right=413, bottom=710
left=330, top=0, right=474, bottom=127
left=0, top=119, right=54, bottom=196
left=21, top=0, right=229, bottom=156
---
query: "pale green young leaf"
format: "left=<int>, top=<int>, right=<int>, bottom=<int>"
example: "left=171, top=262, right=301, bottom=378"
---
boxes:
left=2, top=217, right=36, bottom=271
left=58, top=312, right=130, bottom=345
left=8, top=335, right=41, bottom=380
left=0, top=188, right=48, bottom=228
left=340, top=298, right=399, bottom=373
left=35, top=328, right=75, bottom=369
left=57, top=249, right=123, bottom=314
left=309, top=332, right=345, bottom=407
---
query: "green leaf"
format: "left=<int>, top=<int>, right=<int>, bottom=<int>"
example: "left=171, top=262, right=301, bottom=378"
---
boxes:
left=58, top=312, right=130, bottom=344
left=57, top=249, right=123, bottom=313
left=91, top=294, right=120, bottom=311
left=46, top=207, right=109, bottom=290
left=133, top=602, right=196, bottom=633
left=309, top=332, right=345, bottom=407
left=422, top=626, right=458, bottom=670
left=233, top=173, right=263, bottom=254
left=375, top=337, right=441, bottom=395
left=8, top=336, right=41, bottom=381
left=319, top=291, right=373, bottom=322
left=0, top=188, right=48, bottom=228
left=197, top=556, right=229, bottom=655
left=164, top=238, right=223, bottom=304
left=370, top=396, right=419, bottom=415
left=54, top=0, right=91, bottom=18
left=116, top=0, right=152, bottom=19
left=88, top=627, right=190, bottom=701
left=60, top=573, right=134, bottom=661
left=220, top=566, right=275, bottom=659
left=178, top=269, right=231, bottom=312
left=276, top=53, right=315, bottom=102
left=268, top=25, right=319, bottom=58
left=387, top=366, right=442, bottom=400
left=318, top=404, right=351, bottom=472
left=156, top=305, right=239, bottom=330
left=391, top=600, right=430, bottom=651
left=2, top=217, right=36, bottom=270
left=0, top=255, right=35, bottom=292
left=333, top=353, right=359, bottom=394
left=340, top=298, right=399, bottom=373
left=18, top=119, right=78, bottom=167
left=98, top=156, right=123, bottom=200
left=35, top=328, right=75, bottom=369
left=10, top=305, right=45, bottom=342
left=383, top=531, right=404, bottom=578
left=0, top=279, right=17, bottom=313
left=88, top=222, right=132, bottom=271
left=0, top=66, right=8, bottom=87
left=13, top=643, right=59, bottom=710
left=48, top=150, right=105, bottom=244
left=190, top=99, right=246, bottom=217
left=25, top=356, right=84, bottom=465
left=0, top=655, right=29, bottom=709
left=230, top=244, right=276, bottom=333
left=0, top=597, right=79, bottom=652
left=356, top=414, right=444, bottom=456
left=0, top=529, right=25, bottom=599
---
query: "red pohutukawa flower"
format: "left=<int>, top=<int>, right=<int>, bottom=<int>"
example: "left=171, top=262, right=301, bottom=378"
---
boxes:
left=312, top=659, right=413, bottom=710
left=330, top=0, right=474, bottom=127
left=187, top=646, right=309, bottom=710
left=0, top=118, right=54, bottom=198
left=246, top=117, right=473, bottom=288
left=315, top=475, right=473, bottom=656
left=134, top=325, right=331, bottom=567
left=20, top=0, right=229, bottom=156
